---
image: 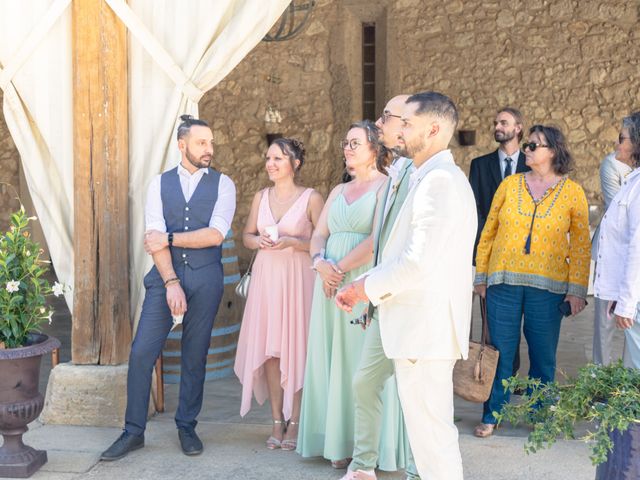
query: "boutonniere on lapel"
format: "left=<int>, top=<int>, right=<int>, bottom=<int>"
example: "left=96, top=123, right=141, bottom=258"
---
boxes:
left=386, top=163, right=401, bottom=195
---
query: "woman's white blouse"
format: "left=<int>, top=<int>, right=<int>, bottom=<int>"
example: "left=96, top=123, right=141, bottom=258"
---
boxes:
left=594, top=167, right=640, bottom=318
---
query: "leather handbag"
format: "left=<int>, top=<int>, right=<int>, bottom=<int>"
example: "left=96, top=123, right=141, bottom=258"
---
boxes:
left=453, top=297, right=499, bottom=403
left=235, top=251, right=257, bottom=299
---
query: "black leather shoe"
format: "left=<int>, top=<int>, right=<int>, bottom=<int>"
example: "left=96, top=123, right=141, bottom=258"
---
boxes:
left=178, top=427, right=203, bottom=455
left=100, top=431, right=144, bottom=461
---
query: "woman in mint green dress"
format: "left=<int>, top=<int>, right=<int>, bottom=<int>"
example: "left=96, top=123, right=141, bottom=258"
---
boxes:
left=297, top=121, right=411, bottom=471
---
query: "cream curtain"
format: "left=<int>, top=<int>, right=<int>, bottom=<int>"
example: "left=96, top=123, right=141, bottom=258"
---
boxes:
left=0, top=0, right=289, bottom=321
left=0, top=0, right=74, bottom=309
left=114, top=0, right=291, bottom=321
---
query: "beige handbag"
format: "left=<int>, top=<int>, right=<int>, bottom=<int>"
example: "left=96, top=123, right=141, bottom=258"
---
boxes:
left=453, top=297, right=499, bottom=403
left=235, top=251, right=257, bottom=299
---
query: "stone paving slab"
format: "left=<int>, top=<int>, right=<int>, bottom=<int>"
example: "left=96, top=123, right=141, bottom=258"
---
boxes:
left=15, top=420, right=595, bottom=480
left=11, top=295, right=614, bottom=479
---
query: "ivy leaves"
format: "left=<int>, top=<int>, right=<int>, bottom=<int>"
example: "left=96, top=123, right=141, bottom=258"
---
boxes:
left=496, top=362, right=640, bottom=465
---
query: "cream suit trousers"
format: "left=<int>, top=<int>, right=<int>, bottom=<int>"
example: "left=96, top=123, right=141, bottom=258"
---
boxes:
left=394, top=358, right=463, bottom=480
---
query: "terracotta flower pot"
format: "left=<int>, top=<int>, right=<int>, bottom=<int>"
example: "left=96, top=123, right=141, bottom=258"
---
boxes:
left=0, top=333, right=60, bottom=478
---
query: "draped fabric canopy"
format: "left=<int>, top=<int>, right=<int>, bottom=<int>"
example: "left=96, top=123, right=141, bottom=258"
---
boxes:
left=0, top=0, right=290, bottom=321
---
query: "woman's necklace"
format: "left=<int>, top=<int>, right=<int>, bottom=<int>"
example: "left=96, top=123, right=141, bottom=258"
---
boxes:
left=271, top=186, right=299, bottom=205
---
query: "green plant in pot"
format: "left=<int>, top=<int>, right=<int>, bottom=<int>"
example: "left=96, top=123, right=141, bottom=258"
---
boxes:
left=496, top=362, right=640, bottom=479
left=0, top=207, right=65, bottom=478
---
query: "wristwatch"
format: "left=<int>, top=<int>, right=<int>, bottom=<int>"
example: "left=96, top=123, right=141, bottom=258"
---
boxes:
left=168, top=232, right=174, bottom=247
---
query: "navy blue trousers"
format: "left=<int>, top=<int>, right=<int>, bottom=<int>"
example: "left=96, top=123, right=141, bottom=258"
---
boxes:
left=482, top=283, right=564, bottom=424
left=125, top=263, right=223, bottom=435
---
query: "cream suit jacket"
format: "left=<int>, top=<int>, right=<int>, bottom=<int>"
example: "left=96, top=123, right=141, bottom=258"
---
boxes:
left=364, top=150, right=477, bottom=360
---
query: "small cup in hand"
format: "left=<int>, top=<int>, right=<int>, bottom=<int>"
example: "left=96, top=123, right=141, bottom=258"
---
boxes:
left=265, top=225, right=279, bottom=242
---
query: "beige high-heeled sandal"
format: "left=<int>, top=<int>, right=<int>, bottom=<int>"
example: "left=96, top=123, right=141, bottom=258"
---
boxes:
left=473, top=422, right=497, bottom=438
left=281, top=420, right=298, bottom=451
left=266, top=419, right=285, bottom=450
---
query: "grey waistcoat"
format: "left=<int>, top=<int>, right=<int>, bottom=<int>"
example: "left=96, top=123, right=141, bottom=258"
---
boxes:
left=160, top=167, right=222, bottom=270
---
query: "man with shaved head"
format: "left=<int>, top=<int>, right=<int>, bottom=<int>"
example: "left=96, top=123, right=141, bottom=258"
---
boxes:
left=337, top=92, right=476, bottom=479
left=339, top=95, right=420, bottom=480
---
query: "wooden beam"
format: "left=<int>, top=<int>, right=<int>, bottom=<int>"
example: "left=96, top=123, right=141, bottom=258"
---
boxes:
left=72, top=0, right=131, bottom=364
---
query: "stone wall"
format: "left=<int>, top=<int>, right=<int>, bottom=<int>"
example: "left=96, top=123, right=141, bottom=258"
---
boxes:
left=1, top=0, right=637, bottom=267
left=385, top=0, right=639, bottom=200
left=200, top=0, right=343, bottom=268
left=0, top=90, right=21, bottom=229
left=199, top=0, right=639, bottom=268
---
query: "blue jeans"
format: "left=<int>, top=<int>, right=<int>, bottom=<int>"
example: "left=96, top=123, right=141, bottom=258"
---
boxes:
left=482, top=284, right=564, bottom=424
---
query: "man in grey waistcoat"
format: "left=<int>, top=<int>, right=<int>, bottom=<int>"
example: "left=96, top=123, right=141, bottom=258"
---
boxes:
left=101, top=115, right=236, bottom=460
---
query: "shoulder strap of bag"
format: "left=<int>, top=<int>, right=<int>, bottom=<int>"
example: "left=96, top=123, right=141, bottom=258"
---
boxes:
left=480, top=296, right=493, bottom=347
left=245, top=249, right=257, bottom=273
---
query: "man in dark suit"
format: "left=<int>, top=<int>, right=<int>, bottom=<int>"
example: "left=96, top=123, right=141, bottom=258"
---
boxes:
left=469, top=107, right=529, bottom=378
left=469, top=107, right=529, bottom=259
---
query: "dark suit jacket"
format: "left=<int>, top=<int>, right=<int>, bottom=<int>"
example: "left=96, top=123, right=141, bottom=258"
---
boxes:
left=469, top=149, right=529, bottom=263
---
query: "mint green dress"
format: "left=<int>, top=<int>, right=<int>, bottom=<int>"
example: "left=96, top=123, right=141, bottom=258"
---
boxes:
left=297, top=189, right=410, bottom=470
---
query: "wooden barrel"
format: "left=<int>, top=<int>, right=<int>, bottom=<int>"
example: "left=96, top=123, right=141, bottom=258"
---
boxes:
left=162, top=231, right=244, bottom=384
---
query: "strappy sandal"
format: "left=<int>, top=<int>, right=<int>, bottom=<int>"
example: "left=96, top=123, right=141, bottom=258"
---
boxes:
left=281, top=420, right=298, bottom=451
left=473, top=422, right=497, bottom=438
left=266, top=419, right=285, bottom=450
left=331, top=458, right=351, bottom=469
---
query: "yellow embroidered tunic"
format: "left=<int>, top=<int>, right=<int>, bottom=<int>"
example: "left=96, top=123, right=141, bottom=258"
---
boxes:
left=474, top=174, right=591, bottom=298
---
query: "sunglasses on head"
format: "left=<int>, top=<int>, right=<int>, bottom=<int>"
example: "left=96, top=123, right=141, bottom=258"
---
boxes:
left=522, top=142, right=550, bottom=152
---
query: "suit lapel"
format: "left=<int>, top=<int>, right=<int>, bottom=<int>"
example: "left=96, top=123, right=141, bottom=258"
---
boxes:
left=489, top=150, right=502, bottom=188
left=514, top=151, right=528, bottom=173
left=372, top=178, right=393, bottom=264
left=373, top=161, right=412, bottom=264
left=381, top=153, right=452, bottom=253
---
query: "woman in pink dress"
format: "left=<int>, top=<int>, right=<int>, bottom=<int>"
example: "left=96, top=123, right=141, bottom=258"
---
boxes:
left=234, top=138, right=324, bottom=451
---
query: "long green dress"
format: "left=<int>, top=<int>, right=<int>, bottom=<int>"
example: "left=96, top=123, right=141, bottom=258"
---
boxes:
left=297, top=188, right=410, bottom=470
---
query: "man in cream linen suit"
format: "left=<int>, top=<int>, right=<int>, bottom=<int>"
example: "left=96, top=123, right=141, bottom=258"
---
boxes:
left=336, top=91, right=476, bottom=480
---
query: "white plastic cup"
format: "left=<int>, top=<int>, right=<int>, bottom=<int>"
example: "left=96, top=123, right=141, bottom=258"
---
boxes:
left=265, top=225, right=279, bottom=242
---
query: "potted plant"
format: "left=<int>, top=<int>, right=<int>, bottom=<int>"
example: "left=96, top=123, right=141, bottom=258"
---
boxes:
left=496, top=362, right=640, bottom=479
left=0, top=207, right=65, bottom=478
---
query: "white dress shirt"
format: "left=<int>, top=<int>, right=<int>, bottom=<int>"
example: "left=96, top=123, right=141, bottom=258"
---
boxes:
left=594, top=167, right=640, bottom=318
left=145, top=163, right=236, bottom=237
left=498, top=148, right=519, bottom=178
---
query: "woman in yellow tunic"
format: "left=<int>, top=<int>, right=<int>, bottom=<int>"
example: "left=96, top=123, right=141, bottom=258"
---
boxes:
left=473, top=124, right=591, bottom=438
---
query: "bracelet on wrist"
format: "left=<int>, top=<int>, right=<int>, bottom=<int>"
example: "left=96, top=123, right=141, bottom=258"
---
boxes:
left=311, top=253, right=324, bottom=271
left=164, top=277, right=180, bottom=287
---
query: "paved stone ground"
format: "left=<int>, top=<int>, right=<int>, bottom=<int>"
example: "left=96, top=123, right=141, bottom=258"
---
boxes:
left=12, top=295, right=622, bottom=479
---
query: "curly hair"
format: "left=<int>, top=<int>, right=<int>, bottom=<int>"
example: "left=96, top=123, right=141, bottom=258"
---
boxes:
left=347, top=120, right=393, bottom=175
left=528, top=125, right=573, bottom=175
left=622, top=111, right=640, bottom=168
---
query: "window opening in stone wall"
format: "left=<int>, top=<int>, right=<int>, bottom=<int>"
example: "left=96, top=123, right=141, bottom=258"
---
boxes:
left=362, top=23, right=376, bottom=121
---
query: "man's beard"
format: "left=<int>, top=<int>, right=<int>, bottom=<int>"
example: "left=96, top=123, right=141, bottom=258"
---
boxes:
left=185, top=147, right=212, bottom=169
left=494, top=129, right=516, bottom=144
left=398, top=135, right=425, bottom=159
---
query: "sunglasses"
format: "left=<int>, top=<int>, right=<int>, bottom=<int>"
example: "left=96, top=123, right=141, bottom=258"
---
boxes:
left=619, top=133, right=630, bottom=144
left=380, top=112, right=402, bottom=124
left=341, top=139, right=363, bottom=150
left=522, top=142, right=550, bottom=152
